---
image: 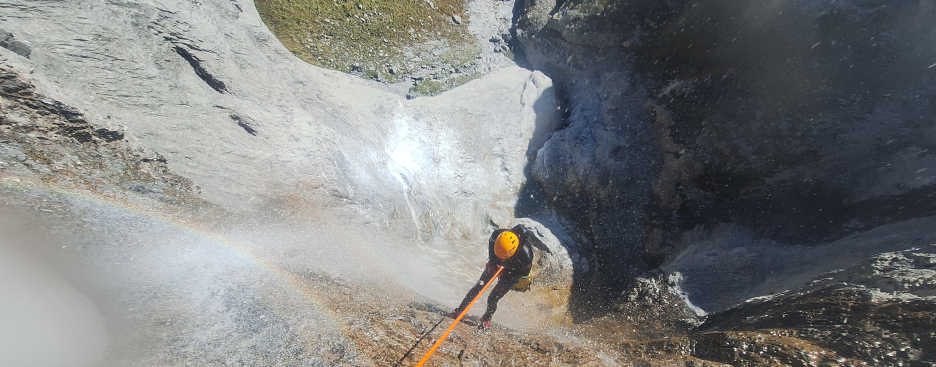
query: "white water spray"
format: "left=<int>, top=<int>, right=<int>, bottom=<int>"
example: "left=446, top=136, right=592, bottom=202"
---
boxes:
left=386, top=114, right=430, bottom=241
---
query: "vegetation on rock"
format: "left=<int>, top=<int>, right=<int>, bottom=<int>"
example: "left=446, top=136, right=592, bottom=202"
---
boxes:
left=255, top=0, right=478, bottom=85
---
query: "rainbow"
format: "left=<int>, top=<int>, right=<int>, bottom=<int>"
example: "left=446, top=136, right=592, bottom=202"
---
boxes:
left=0, top=175, right=368, bottom=362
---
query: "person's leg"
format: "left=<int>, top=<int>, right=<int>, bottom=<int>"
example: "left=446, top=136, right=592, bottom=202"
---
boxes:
left=453, top=265, right=496, bottom=314
left=480, top=274, right=518, bottom=322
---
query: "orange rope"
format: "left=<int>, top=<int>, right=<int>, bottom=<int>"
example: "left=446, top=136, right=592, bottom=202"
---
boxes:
left=414, top=265, right=504, bottom=367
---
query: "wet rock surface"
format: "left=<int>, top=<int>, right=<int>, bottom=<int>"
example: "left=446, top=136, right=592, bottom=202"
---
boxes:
left=2, top=0, right=935, bottom=366
left=0, top=0, right=561, bottom=250
left=0, top=65, right=206, bottom=210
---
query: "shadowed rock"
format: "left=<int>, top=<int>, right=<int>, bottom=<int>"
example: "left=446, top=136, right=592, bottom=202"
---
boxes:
left=0, top=29, right=31, bottom=58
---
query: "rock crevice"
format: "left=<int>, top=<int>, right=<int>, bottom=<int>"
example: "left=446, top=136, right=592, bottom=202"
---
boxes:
left=174, top=46, right=228, bottom=94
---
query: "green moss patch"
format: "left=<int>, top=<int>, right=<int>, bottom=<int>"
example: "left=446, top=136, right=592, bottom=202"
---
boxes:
left=255, top=0, right=478, bottom=83
left=409, top=71, right=480, bottom=97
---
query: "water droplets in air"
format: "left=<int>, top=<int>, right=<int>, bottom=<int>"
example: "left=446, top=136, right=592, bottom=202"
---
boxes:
left=386, top=113, right=429, bottom=241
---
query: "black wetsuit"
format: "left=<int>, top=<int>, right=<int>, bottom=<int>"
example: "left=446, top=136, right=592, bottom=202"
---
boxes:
left=455, top=225, right=535, bottom=321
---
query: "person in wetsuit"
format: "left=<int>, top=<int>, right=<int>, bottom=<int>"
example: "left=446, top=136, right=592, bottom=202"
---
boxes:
left=452, top=224, right=535, bottom=329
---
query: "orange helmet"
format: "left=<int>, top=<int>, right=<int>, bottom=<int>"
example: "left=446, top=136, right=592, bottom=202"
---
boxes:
left=494, top=231, right=519, bottom=260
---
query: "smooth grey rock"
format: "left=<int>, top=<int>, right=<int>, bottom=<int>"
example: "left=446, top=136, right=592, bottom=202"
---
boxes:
left=508, top=217, right=574, bottom=287
left=0, top=0, right=559, bottom=249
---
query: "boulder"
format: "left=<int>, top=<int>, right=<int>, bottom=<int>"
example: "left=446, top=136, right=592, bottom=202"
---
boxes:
left=508, top=217, right=575, bottom=288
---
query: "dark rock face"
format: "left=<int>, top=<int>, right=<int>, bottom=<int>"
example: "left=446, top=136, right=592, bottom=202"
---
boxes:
left=701, top=245, right=936, bottom=366
left=641, top=0, right=936, bottom=254
left=514, top=0, right=673, bottom=292
left=703, top=288, right=935, bottom=366
left=512, top=3, right=936, bottom=363
left=578, top=246, right=936, bottom=366
left=582, top=272, right=705, bottom=339
left=514, top=0, right=936, bottom=298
